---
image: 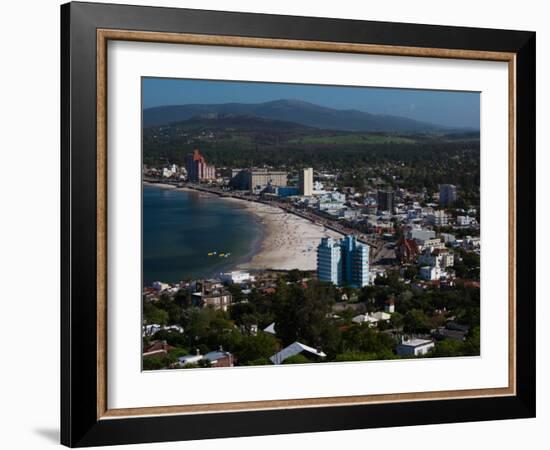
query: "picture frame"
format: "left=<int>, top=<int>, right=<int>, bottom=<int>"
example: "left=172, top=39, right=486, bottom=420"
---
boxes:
left=61, top=1, right=536, bottom=447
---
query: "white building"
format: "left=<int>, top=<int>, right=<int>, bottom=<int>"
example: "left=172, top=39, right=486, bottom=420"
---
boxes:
left=427, top=210, right=449, bottom=227
left=417, top=237, right=445, bottom=252
left=220, top=271, right=253, bottom=284
left=299, top=167, right=314, bottom=196
left=318, top=191, right=346, bottom=211
left=152, top=281, right=170, bottom=292
left=463, top=235, right=481, bottom=249
left=352, top=312, right=391, bottom=326
left=396, top=338, right=435, bottom=356
left=312, top=180, right=326, bottom=195
left=457, top=215, right=476, bottom=226
left=440, top=232, right=456, bottom=244
left=162, top=167, right=176, bottom=178
left=418, top=249, right=454, bottom=269
left=269, top=342, right=326, bottom=365
left=408, top=228, right=436, bottom=242
left=419, top=266, right=442, bottom=281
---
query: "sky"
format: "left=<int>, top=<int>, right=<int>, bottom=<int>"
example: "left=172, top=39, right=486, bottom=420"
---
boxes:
left=143, top=77, right=480, bottom=129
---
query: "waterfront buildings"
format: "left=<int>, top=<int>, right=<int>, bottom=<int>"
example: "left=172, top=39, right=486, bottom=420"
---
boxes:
left=277, top=186, right=300, bottom=197
left=439, top=184, right=457, bottom=206
left=318, top=191, right=346, bottom=211
left=299, top=167, right=314, bottom=196
left=317, top=237, right=342, bottom=285
left=317, top=235, right=370, bottom=287
left=185, top=149, right=216, bottom=182
left=230, top=168, right=287, bottom=192
left=377, top=189, right=395, bottom=213
left=220, top=271, right=254, bottom=284
left=192, top=279, right=233, bottom=311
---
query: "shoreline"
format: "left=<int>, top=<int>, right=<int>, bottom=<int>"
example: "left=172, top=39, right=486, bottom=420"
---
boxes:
left=221, top=197, right=343, bottom=272
left=144, top=182, right=344, bottom=273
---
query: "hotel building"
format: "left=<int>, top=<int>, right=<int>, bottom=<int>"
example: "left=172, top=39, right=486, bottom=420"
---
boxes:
left=317, top=235, right=370, bottom=287
left=299, top=167, right=314, bottom=196
left=185, top=149, right=216, bottom=182
left=230, top=168, right=287, bottom=192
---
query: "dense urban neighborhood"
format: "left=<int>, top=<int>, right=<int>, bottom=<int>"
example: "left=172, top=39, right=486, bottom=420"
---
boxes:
left=142, top=114, right=481, bottom=369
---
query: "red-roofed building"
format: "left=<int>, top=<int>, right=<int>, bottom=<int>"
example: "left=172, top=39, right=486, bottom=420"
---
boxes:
left=185, top=149, right=216, bottom=182
left=143, top=340, right=175, bottom=358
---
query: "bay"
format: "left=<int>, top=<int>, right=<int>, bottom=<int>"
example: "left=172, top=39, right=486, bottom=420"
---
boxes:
left=143, top=184, right=263, bottom=285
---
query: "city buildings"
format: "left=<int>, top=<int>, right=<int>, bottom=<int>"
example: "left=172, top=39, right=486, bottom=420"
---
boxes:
left=317, top=235, right=370, bottom=287
left=407, top=228, right=436, bottom=241
left=220, top=271, right=254, bottom=284
left=439, top=184, right=457, bottom=206
left=427, top=210, right=450, bottom=227
left=299, top=167, right=314, bottom=196
left=418, top=248, right=454, bottom=269
left=179, top=348, right=235, bottom=367
left=185, top=149, right=216, bottom=182
left=317, top=237, right=342, bottom=285
left=269, top=342, right=327, bottom=365
left=377, top=189, right=395, bottom=213
left=396, top=337, right=435, bottom=356
left=230, top=168, right=287, bottom=192
left=318, top=191, right=346, bottom=211
left=457, top=215, right=476, bottom=226
left=192, top=279, right=233, bottom=311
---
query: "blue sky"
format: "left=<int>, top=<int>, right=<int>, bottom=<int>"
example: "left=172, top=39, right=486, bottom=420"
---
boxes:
left=143, top=77, right=480, bottom=129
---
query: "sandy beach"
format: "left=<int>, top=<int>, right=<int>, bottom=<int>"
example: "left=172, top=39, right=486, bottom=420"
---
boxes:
left=221, top=198, right=343, bottom=271
left=144, top=182, right=343, bottom=272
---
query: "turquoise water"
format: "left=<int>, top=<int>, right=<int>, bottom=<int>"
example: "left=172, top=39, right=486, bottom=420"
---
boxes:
left=143, top=185, right=263, bottom=285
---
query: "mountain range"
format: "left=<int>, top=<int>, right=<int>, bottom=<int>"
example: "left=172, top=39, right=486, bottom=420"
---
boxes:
left=143, top=99, right=448, bottom=132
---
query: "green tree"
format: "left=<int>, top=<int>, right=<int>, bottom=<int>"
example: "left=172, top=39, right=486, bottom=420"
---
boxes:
left=273, top=280, right=335, bottom=349
left=403, top=309, right=430, bottom=334
left=233, top=333, right=279, bottom=364
left=430, top=339, right=464, bottom=357
left=143, top=301, right=169, bottom=325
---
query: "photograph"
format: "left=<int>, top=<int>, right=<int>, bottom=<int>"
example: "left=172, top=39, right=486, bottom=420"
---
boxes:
left=141, top=78, right=481, bottom=370
left=55, top=2, right=536, bottom=446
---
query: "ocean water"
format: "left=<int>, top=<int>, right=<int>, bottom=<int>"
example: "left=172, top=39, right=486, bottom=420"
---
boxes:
left=143, top=185, right=263, bottom=285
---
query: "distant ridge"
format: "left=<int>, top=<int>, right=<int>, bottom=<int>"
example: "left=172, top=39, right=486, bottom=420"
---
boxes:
left=143, top=99, right=447, bottom=132
left=170, top=113, right=314, bottom=131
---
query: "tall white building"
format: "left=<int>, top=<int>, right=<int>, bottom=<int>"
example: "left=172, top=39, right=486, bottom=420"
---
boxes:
left=299, top=167, right=314, bottom=196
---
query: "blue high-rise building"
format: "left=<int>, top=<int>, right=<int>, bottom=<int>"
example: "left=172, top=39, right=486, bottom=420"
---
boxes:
left=317, top=237, right=342, bottom=285
left=317, top=235, right=370, bottom=287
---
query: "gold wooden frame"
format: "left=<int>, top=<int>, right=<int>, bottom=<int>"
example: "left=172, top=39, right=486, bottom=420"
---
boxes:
left=96, top=29, right=516, bottom=420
